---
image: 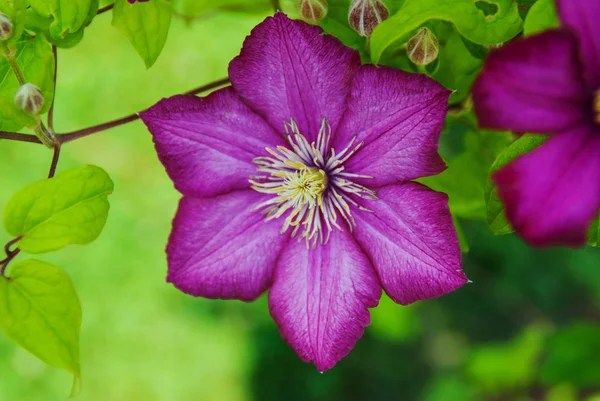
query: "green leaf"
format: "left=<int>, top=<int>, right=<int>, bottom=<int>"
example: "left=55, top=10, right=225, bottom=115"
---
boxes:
left=370, top=0, right=523, bottom=64
left=588, top=218, right=600, bottom=247
left=27, top=0, right=99, bottom=42
left=484, top=134, right=547, bottom=235
left=433, top=30, right=482, bottom=104
left=4, top=165, right=114, bottom=254
left=0, top=0, right=26, bottom=45
left=466, top=325, right=546, bottom=393
left=0, top=35, right=54, bottom=132
left=112, top=0, right=172, bottom=68
left=523, top=0, right=559, bottom=36
left=420, top=114, right=512, bottom=220
left=540, top=324, right=600, bottom=387
left=0, top=259, right=81, bottom=376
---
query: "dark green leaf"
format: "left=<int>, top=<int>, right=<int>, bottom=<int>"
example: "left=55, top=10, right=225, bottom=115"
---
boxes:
left=485, top=134, right=547, bottom=235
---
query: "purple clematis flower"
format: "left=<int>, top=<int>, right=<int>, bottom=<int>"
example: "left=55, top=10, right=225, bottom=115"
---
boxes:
left=127, top=0, right=148, bottom=3
left=140, top=13, right=467, bottom=371
left=472, top=0, right=600, bottom=247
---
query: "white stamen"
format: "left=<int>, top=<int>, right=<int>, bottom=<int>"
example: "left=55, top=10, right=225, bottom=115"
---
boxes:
left=250, top=118, right=376, bottom=248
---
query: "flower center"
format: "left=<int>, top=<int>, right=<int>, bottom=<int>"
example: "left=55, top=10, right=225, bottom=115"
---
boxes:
left=250, top=119, right=377, bottom=247
left=594, top=90, right=600, bottom=124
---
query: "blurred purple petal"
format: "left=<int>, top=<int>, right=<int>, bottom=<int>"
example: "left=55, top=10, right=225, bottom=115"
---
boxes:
left=140, top=88, right=283, bottom=198
left=556, top=0, right=600, bottom=87
left=473, top=30, right=589, bottom=134
left=353, top=183, right=467, bottom=305
left=494, top=126, right=600, bottom=247
left=269, top=230, right=381, bottom=371
left=229, top=13, right=360, bottom=141
left=167, top=191, right=288, bottom=301
left=336, top=65, right=449, bottom=186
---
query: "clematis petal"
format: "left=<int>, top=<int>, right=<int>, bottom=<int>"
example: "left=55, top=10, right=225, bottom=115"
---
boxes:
left=167, top=191, right=288, bottom=301
left=473, top=30, right=589, bottom=134
left=336, top=65, right=449, bottom=185
left=556, top=0, right=600, bottom=87
left=229, top=13, right=361, bottom=141
left=494, top=126, right=600, bottom=247
left=140, top=87, right=284, bottom=198
left=269, top=230, right=381, bottom=372
left=352, top=182, right=467, bottom=305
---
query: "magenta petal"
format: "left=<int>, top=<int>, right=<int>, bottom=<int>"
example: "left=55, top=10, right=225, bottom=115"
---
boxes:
left=269, top=230, right=381, bottom=371
left=493, top=126, right=600, bottom=247
left=473, top=30, right=588, bottom=134
left=167, top=191, right=288, bottom=301
left=140, top=87, right=283, bottom=198
left=337, top=66, right=449, bottom=185
left=353, top=183, right=467, bottom=305
left=556, top=0, right=600, bottom=87
left=229, top=13, right=361, bottom=141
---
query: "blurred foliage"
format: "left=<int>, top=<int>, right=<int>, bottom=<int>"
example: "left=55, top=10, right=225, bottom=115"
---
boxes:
left=0, top=0, right=600, bottom=400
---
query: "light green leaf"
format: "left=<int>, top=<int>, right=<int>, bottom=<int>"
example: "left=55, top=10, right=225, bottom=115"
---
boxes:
left=484, top=134, right=547, bottom=235
left=420, top=114, right=513, bottom=220
left=466, top=325, right=546, bottom=394
left=27, top=0, right=98, bottom=42
left=0, top=35, right=54, bottom=132
left=523, top=0, right=559, bottom=36
left=112, top=0, right=172, bottom=68
left=0, top=259, right=81, bottom=376
left=587, top=218, right=600, bottom=247
left=4, top=165, right=114, bottom=254
left=370, top=0, right=523, bottom=64
left=0, top=0, right=26, bottom=45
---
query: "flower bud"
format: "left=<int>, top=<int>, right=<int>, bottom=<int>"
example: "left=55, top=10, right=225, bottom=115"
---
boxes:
left=348, top=0, right=389, bottom=37
left=299, top=0, right=328, bottom=22
left=0, top=12, right=13, bottom=41
left=407, top=27, right=439, bottom=66
left=15, top=83, right=44, bottom=115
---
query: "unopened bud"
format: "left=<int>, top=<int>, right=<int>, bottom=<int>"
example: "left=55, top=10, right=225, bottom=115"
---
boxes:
left=407, top=27, right=439, bottom=66
left=299, top=0, right=328, bottom=22
left=0, top=13, right=13, bottom=41
left=348, top=0, right=389, bottom=37
left=15, top=83, right=44, bottom=115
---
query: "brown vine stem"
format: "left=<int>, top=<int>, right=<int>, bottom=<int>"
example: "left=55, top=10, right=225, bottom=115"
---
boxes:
left=48, top=45, right=58, bottom=132
left=0, top=237, right=21, bottom=277
left=48, top=144, right=61, bottom=178
left=59, top=77, right=230, bottom=143
left=97, top=3, right=115, bottom=15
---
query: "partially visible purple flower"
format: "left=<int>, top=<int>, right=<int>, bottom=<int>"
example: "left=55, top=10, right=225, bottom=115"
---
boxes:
left=473, top=0, right=600, bottom=247
left=127, top=0, right=148, bottom=3
left=140, top=13, right=467, bottom=371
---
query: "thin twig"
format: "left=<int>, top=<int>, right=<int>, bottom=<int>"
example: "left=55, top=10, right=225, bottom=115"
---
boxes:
left=0, top=131, right=42, bottom=143
left=0, top=237, right=22, bottom=277
left=59, top=114, right=140, bottom=143
left=48, top=144, right=61, bottom=178
left=0, top=77, right=230, bottom=145
left=60, top=77, right=230, bottom=143
left=48, top=45, right=58, bottom=132
left=97, top=3, right=114, bottom=15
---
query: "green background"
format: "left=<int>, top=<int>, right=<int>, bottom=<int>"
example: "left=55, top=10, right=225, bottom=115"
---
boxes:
left=1, top=2, right=600, bottom=400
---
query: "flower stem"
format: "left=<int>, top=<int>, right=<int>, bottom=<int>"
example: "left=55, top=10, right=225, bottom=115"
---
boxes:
left=48, top=144, right=61, bottom=178
left=48, top=45, right=58, bottom=132
left=97, top=4, right=114, bottom=15
left=2, top=48, right=57, bottom=148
